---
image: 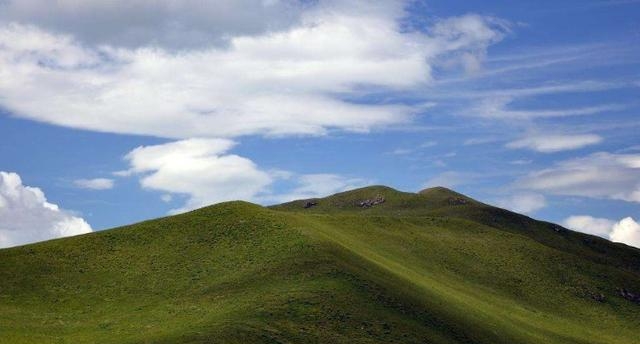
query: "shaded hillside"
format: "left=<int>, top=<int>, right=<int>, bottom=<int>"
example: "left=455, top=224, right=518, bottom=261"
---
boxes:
left=273, top=186, right=640, bottom=274
left=0, top=186, right=639, bottom=343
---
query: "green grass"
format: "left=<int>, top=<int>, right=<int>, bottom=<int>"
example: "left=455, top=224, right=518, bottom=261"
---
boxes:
left=0, top=186, right=638, bottom=343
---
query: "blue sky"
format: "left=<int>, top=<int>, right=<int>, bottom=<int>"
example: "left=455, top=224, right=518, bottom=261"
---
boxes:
left=0, top=0, right=639, bottom=248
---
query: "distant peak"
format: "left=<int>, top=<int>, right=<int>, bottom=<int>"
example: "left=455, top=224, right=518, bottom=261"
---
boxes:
left=418, top=186, right=457, bottom=194
left=347, top=185, right=400, bottom=193
left=417, top=186, right=477, bottom=206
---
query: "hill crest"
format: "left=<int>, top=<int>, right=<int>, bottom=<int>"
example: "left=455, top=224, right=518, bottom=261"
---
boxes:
left=270, top=184, right=478, bottom=213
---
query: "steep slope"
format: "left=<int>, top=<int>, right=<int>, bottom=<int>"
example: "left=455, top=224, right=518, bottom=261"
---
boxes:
left=0, top=187, right=639, bottom=343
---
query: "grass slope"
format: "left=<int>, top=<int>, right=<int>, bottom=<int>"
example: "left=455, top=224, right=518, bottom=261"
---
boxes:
left=0, top=186, right=639, bottom=343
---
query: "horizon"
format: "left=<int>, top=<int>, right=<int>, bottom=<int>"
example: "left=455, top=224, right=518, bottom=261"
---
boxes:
left=0, top=0, right=639, bottom=249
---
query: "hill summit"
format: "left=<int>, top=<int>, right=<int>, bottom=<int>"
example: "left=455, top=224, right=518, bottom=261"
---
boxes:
left=0, top=186, right=638, bottom=343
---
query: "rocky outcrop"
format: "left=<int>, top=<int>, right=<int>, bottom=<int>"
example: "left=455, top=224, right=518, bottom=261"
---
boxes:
left=589, top=292, right=606, bottom=303
left=619, top=288, right=640, bottom=304
left=303, top=201, right=318, bottom=209
left=359, top=196, right=385, bottom=208
left=447, top=197, right=469, bottom=206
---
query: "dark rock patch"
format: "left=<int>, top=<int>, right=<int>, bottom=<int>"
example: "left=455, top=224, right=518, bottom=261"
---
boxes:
left=589, top=292, right=606, bottom=303
left=619, top=288, right=640, bottom=304
left=303, top=201, right=318, bottom=209
left=359, top=196, right=385, bottom=208
left=448, top=197, right=469, bottom=206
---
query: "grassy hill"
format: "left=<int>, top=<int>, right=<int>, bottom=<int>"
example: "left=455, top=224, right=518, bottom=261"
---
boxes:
left=0, top=186, right=639, bottom=343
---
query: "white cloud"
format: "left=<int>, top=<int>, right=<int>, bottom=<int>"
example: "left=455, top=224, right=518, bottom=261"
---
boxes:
left=267, top=173, right=370, bottom=203
left=563, top=215, right=640, bottom=248
left=506, top=134, right=602, bottom=153
left=0, top=0, right=305, bottom=49
left=121, top=139, right=371, bottom=211
left=472, top=96, right=622, bottom=119
left=517, top=152, right=640, bottom=202
left=123, top=138, right=273, bottom=213
left=463, top=137, right=502, bottom=146
left=429, top=14, right=510, bottom=74
left=390, top=148, right=414, bottom=156
left=495, top=193, right=546, bottom=214
left=73, top=178, right=114, bottom=190
left=420, top=141, right=438, bottom=148
left=0, top=4, right=508, bottom=140
left=562, top=215, right=615, bottom=238
left=437, top=80, right=629, bottom=100
left=389, top=140, right=437, bottom=156
left=0, top=171, right=92, bottom=248
left=619, top=145, right=640, bottom=153
left=610, top=217, right=640, bottom=248
left=434, top=58, right=633, bottom=123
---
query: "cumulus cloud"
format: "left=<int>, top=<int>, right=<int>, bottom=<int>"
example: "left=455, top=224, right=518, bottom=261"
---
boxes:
left=506, top=134, right=602, bottom=153
left=562, top=215, right=615, bottom=238
left=0, top=3, right=508, bottom=140
left=122, top=139, right=273, bottom=213
left=517, top=152, right=640, bottom=202
left=120, top=138, right=375, bottom=211
left=495, top=193, right=546, bottom=214
left=73, top=178, right=114, bottom=190
left=610, top=217, right=640, bottom=248
left=563, top=215, right=640, bottom=248
left=0, top=0, right=305, bottom=49
left=0, top=171, right=92, bottom=248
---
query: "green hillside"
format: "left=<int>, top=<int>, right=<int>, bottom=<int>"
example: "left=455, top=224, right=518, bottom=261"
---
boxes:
left=0, top=186, right=638, bottom=343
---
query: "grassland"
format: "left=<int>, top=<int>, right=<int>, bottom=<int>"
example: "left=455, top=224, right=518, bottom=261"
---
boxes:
left=0, top=186, right=638, bottom=343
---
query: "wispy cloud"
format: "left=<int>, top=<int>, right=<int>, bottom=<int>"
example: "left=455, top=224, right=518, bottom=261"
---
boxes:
left=516, top=152, right=640, bottom=202
left=586, top=0, right=640, bottom=8
left=435, top=80, right=631, bottom=100
left=435, top=43, right=629, bottom=85
left=471, top=98, right=623, bottom=119
left=494, top=193, right=546, bottom=214
left=388, top=140, right=437, bottom=156
left=264, top=174, right=371, bottom=204
left=506, top=134, right=602, bottom=153
left=73, top=178, right=114, bottom=190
